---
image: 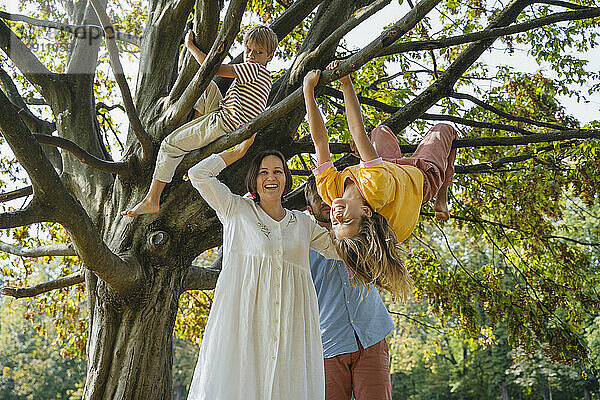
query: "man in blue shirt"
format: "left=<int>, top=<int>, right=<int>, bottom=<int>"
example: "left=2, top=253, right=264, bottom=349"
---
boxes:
left=305, top=176, right=394, bottom=400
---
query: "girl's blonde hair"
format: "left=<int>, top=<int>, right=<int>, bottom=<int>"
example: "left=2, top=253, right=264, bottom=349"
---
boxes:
left=332, top=212, right=412, bottom=299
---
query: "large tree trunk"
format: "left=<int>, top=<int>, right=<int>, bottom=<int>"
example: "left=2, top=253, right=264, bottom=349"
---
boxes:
left=83, top=269, right=181, bottom=399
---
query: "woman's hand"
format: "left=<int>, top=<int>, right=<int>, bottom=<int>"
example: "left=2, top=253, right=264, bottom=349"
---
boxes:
left=220, top=134, right=257, bottom=166
left=326, top=60, right=351, bottom=85
left=303, top=69, right=321, bottom=92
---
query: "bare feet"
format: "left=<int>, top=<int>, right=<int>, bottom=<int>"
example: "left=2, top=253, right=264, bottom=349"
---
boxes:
left=121, top=197, right=159, bottom=217
left=434, top=186, right=450, bottom=222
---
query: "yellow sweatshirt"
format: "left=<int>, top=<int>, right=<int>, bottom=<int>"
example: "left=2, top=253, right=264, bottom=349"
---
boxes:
left=313, top=158, right=424, bottom=242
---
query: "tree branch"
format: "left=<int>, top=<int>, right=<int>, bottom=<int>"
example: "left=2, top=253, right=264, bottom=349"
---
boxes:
left=0, top=201, right=49, bottom=230
left=0, top=10, right=141, bottom=47
left=421, top=211, right=600, bottom=247
left=335, top=81, right=547, bottom=140
left=382, top=0, right=533, bottom=133
left=534, top=0, right=589, bottom=10
left=1, top=271, right=84, bottom=299
left=33, top=133, right=130, bottom=177
left=422, top=113, right=537, bottom=135
left=212, top=0, right=325, bottom=92
left=0, top=186, right=33, bottom=203
left=88, top=0, right=153, bottom=163
left=321, top=0, right=441, bottom=84
left=290, top=129, right=599, bottom=155
left=183, top=249, right=222, bottom=291
left=166, top=0, right=221, bottom=106
left=295, top=0, right=391, bottom=69
left=0, top=90, right=66, bottom=200
left=0, top=89, right=141, bottom=297
left=449, top=91, right=569, bottom=131
left=0, top=240, right=76, bottom=257
left=379, top=8, right=600, bottom=56
left=0, top=19, right=65, bottom=105
left=0, top=67, right=29, bottom=110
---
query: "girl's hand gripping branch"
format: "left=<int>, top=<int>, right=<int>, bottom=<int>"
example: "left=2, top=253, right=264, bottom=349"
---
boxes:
left=303, top=69, right=331, bottom=167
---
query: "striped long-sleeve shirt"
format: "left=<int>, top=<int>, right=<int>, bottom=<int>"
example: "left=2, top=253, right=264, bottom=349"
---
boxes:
left=218, top=62, right=272, bottom=132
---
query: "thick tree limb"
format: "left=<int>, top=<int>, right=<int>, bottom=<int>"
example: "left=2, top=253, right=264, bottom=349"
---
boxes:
left=163, top=0, right=249, bottom=134
left=0, top=90, right=142, bottom=297
left=271, top=0, right=325, bottom=39
left=379, top=8, right=600, bottom=56
left=1, top=271, right=84, bottom=299
left=0, top=201, right=49, bottom=230
left=0, top=91, right=66, bottom=200
left=0, top=67, right=30, bottom=110
left=0, top=10, right=141, bottom=47
left=0, top=186, right=33, bottom=203
left=291, top=129, right=599, bottom=156
left=33, top=133, right=130, bottom=176
left=0, top=68, right=56, bottom=133
left=89, top=0, right=152, bottom=163
left=0, top=19, right=65, bottom=105
left=183, top=249, right=222, bottom=291
left=0, top=240, right=76, bottom=257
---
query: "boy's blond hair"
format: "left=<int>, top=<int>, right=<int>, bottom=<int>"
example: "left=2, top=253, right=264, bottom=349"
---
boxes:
left=244, top=25, right=278, bottom=56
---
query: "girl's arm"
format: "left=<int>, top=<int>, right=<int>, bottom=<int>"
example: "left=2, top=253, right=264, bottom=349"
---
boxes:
left=185, top=31, right=237, bottom=79
left=303, top=69, right=331, bottom=167
left=327, top=61, right=379, bottom=162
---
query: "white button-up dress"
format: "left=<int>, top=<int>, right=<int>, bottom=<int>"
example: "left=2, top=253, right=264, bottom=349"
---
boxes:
left=187, top=154, right=339, bottom=400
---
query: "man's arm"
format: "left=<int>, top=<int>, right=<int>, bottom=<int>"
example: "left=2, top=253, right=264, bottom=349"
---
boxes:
left=185, top=31, right=237, bottom=79
left=303, top=70, right=331, bottom=167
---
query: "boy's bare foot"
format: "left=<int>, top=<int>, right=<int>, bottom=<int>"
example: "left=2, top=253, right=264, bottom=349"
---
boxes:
left=434, top=186, right=450, bottom=222
left=121, top=198, right=159, bottom=217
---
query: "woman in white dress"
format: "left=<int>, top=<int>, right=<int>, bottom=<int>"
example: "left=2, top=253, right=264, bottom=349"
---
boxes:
left=187, top=135, right=338, bottom=400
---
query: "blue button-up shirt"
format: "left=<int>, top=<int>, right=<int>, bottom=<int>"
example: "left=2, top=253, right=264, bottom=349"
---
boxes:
left=309, top=249, right=394, bottom=358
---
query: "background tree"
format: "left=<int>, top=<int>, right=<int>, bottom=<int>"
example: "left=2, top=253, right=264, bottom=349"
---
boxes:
left=1, top=0, right=600, bottom=398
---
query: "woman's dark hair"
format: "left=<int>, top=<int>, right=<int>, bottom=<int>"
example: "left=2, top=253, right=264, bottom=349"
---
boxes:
left=245, top=150, right=293, bottom=202
left=332, top=212, right=412, bottom=300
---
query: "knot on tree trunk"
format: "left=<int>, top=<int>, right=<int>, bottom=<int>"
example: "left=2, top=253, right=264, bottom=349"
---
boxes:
left=148, top=230, right=170, bottom=254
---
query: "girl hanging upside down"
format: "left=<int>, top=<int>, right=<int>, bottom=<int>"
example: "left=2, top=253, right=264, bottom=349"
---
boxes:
left=302, top=61, right=457, bottom=298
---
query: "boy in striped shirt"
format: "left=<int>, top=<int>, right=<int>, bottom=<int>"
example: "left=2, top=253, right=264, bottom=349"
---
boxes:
left=123, top=25, right=277, bottom=216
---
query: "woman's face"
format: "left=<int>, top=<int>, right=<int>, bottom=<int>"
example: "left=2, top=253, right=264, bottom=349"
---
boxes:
left=256, top=155, right=286, bottom=203
left=330, top=181, right=371, bottom=240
